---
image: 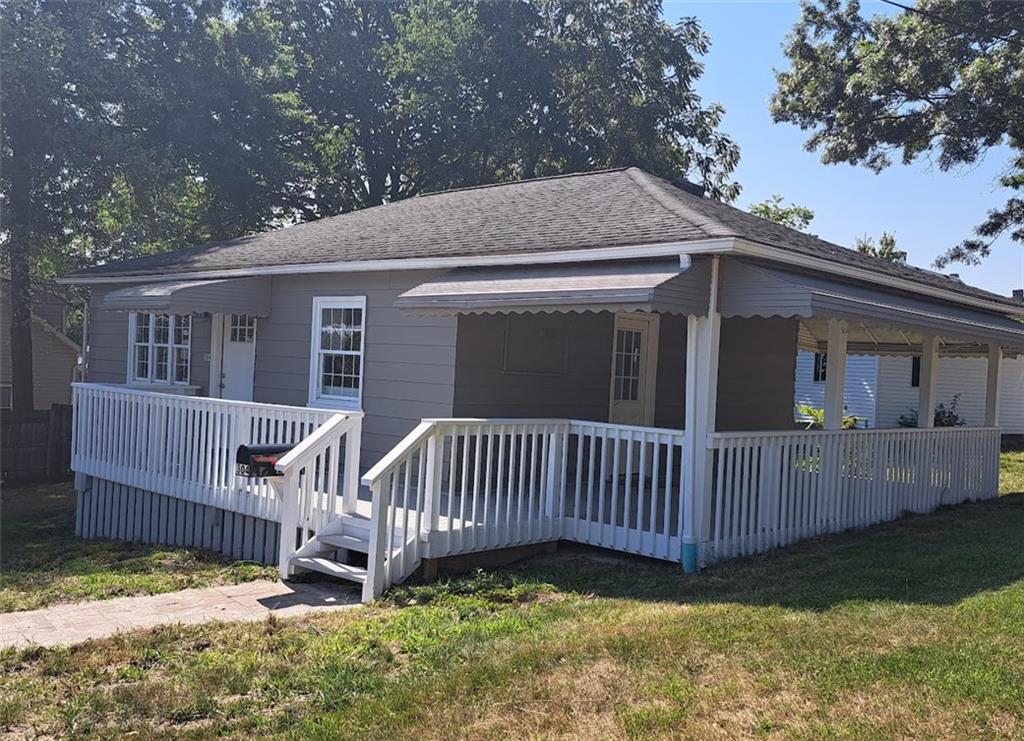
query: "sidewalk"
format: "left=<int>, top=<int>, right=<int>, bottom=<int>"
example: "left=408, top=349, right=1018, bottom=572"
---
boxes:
left=0, top=579, right=360, bottom=649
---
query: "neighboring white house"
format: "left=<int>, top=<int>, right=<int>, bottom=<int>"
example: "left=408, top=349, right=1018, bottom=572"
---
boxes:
left=796, top=350, right=1024, bottom=433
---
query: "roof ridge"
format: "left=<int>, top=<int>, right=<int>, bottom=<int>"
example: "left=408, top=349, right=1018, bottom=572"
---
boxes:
left=623, top=168, right=733, bottom=238
left=417, top=167, right=631, bottom=198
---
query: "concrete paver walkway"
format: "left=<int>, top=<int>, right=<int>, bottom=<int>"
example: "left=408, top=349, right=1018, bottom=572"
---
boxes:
left=0, top=580, right=360, bottom=649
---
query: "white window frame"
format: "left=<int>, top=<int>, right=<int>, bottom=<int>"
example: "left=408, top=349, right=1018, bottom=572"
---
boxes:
left=307, top=296, right=367, bottom=411
left=126, top=312, right=193, bottom=386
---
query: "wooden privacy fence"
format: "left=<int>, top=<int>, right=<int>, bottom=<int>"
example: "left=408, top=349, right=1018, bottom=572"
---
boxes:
left=2, top=404, right=73, bottom=483
left=705, top=426, right=1001, bottom=563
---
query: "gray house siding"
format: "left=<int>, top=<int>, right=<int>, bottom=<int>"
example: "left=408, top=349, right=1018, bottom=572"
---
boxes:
left=654, top=313, right=687, bottom=429
left=87, top=272, right=458, bottom=472
left=85, top=273, right=805, bottom=473
left=252, top=272, right=458, bottom=470
left=451, top=312, right=796, bottom=432
left=716, top=317, right=799, bottom=432
left=452, top=312, right=614, bottom=421
left=85, top=287, right=212, bottom=396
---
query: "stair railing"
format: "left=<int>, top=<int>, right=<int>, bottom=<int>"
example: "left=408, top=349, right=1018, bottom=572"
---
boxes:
left=269, top=411, right=363, bottom=580
left=361, top=421, right=438, bottom=602
left=361, top=418, right=570, bottom=602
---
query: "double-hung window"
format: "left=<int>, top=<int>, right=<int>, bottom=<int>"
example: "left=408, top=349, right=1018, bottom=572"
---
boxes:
left=308, top=296, right=365, bottom=409
left=129, top=312, right=191, bottom=385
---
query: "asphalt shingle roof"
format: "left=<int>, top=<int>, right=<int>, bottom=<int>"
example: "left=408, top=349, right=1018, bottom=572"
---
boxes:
left=68, top=167, right=1021, bottom=313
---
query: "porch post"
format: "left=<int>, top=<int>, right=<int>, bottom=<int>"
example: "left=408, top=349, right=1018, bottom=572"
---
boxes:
left=917, top=335, right=939, bottom=428
left=682, top=257, right=721, bottom=573
left=985, top=345, right=1002, bottom=427
left=823, top=319, right=848, bottom=430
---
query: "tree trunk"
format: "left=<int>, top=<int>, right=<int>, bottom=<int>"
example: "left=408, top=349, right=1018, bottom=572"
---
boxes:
left=9, top=241, right=36, bottom=415
left=7, top=116, right=37, bottom=416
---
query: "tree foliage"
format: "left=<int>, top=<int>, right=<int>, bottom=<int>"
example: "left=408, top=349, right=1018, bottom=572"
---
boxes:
left=771, top=0, right=1024, bottom=266
left=749, top=194, right=815, bottom=231
left=854, top=231, right=906, bottom=263
left=2, top=0, right=739, bottom=409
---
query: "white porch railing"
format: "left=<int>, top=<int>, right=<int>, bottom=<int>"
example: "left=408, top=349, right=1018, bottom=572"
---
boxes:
left=271, top=412, right=362, bottom=577
left=71, top=383, right=347, bottom=521
left=361, top=419, right=689, bottom=600
left=72, top=384, right=1002, bottom=601
left=705, top=426, right=1001, bottom=563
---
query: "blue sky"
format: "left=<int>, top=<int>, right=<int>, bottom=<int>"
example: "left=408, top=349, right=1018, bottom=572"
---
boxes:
left=663, top=0, right=1024, bottom=297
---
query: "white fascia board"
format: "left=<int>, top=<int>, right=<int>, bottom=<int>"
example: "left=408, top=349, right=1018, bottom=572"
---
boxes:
left=56, top=238, right=739, bottom=286
left=731, top=238, right=1022, bottom=317
left=56, top=232, right=1022, bottom=318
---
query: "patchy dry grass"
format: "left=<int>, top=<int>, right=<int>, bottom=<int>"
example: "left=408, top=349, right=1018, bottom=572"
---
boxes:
left=1000, top=442, right=1024, bottom=495
left=2, top=486, right=1023, bottom=739
left=0, top=483, right=274, bottom=612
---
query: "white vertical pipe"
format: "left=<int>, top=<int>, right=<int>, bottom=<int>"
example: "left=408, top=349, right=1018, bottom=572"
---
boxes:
left=682, top=255, right=721, bottom=573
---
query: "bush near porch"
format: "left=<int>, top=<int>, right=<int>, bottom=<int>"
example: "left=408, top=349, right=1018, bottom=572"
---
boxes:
left=1, top=451, right=1022, bottom=739
left=0, top=484, right=275, bottom=612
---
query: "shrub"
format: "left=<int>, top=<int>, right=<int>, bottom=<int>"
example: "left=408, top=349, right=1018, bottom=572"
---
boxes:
left=795, top=404, right=862, bottom=430
left=897, top=394, right=968, bottom=428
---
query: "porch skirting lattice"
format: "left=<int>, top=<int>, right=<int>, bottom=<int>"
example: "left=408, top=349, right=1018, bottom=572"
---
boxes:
left=75, top=475, right=281, bottom=566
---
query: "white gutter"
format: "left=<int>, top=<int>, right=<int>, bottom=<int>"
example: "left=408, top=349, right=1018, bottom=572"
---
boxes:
left=57, top=234, right=1020, bottom=317
left=56, top=238, right=736, bottom=286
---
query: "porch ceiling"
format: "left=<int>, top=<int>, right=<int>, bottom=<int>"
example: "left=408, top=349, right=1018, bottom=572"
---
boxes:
left=101, top=277, right=271, bottom=317
left=722, top=260, right=1024, bottom=356
left=394, top=258, right=710, bottom=316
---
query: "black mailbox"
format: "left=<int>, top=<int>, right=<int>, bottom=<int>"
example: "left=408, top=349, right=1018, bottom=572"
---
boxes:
left=235, top=444, right=293, bottom=478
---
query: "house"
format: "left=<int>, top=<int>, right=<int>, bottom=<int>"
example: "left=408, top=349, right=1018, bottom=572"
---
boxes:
left=1, top=277, right=80, bottom=411
left=60, top=168, right=1024, bottom=601
left=795, top=350, right=1024, bottom=433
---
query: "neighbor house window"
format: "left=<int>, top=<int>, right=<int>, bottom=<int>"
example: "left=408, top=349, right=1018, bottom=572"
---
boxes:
left=129, top=312, right=191, bottom=385
left=812, top=352, right=828, bottom=383
left=308, top=296, right=365, bottom=409
left=911, top=356, right=921, bottom=388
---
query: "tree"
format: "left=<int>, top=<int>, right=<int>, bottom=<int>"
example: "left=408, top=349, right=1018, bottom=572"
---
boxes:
left=749, top=194, right=815, bottom=231
left=1, top=1, right=135, bottom=414
left=854, top=231, right=907, bottom=263
left=2, top=1, right=305, bottom=410
left=263, top=0, right=740, bottom=215
left=771, top=0, right=1024, bottom=266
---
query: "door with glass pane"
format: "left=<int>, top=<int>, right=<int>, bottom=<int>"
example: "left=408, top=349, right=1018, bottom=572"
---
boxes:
left=218, top=314, right=257, bottom=401
left=608, top=313, right=660, bottom=425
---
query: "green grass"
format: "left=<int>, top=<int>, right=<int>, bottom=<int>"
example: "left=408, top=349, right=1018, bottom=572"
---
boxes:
left=2, top=454, right=1023, bottom=739
left=0, top=483, right=275, bottom=612
left=1000, top=443, right=1024, bottom=495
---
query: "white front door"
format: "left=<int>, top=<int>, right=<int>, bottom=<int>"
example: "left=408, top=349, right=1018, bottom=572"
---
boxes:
left=216, top=314, right=257, bottom=401
left=609, top=312, right=660, bottom=426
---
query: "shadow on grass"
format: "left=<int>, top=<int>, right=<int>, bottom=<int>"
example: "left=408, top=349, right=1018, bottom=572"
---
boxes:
left=477, top=494, right=1024, bottom=612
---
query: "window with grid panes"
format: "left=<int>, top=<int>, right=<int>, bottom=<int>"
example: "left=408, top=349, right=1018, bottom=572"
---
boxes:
left=309, top=297, right=365, bottom=408
left=129, top=312, right=191, bottom=384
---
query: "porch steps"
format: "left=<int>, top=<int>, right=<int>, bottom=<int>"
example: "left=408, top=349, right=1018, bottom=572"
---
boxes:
left=290, top=556, right=368, bottom=584
left=317, top=532, right=370, bottom=553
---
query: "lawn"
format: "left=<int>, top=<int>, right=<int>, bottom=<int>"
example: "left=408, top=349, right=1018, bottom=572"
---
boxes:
left=1001, top=442, right=1024, bottom=495
left=0, top=483, right=275, bottom=612
left=2, top=476, right=1023, bottom=737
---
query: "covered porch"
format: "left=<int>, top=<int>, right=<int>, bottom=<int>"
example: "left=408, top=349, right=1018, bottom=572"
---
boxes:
left=69, top=253, right=1021, bottom=602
